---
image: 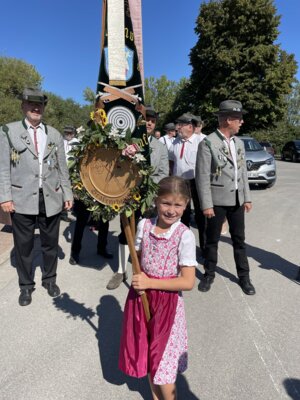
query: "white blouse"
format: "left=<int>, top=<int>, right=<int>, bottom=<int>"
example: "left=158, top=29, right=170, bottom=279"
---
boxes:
left=135, top=218, right=197, bottom=267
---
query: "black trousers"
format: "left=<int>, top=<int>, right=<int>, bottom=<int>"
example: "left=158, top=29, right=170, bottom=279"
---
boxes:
left=71, top=199, right=109, bottom=255
left=181, top=179, right=206, bottom=251
left=11, top=190, right=61, bottom=289
left=204, top=194, right=250, bottom=278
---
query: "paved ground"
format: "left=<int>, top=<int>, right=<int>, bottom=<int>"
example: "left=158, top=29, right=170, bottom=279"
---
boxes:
left=0, top=160, right=299, bottom=400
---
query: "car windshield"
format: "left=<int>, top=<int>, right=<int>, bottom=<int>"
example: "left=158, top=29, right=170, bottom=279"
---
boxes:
left=295, top=140, right=300, bottom=149
left=241, top=138, right=263, bottom=151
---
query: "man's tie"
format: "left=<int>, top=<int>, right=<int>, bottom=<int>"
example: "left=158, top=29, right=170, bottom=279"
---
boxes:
left=32, top=126, right=39, bottom=155
left=180, top=141, right=185, bottom=159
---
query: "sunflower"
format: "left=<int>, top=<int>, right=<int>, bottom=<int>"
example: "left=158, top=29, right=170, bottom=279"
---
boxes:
left=111, top=204, right=120, bottom=212
left=101, top=116, right=108, bottom=126
left=99, top=108, right=106, bottom=117
left=133, top=192, right=141, bottom=201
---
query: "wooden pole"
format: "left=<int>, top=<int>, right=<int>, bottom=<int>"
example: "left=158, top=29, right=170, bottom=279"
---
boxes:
left=120, top=213, right=150, bottom=321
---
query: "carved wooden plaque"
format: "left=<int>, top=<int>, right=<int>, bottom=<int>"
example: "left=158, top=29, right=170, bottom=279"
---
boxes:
left=80, top=147, right=142, bottom=206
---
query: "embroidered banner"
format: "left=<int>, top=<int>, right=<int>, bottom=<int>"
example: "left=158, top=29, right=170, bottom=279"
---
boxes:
left=96, top=0, right=148, bottom=156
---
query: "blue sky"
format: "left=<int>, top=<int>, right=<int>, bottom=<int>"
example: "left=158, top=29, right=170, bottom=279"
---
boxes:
left=0, top=0, right=299, bottom=105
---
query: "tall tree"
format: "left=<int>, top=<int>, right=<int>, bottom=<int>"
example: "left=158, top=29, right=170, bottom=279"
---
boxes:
left=187, top=0, right=297, bottom=132
left=0, top=57, right=42, bottom=124
left=286, top=80, right=300, bottom=126
left=144, top=76, right=188, bottom=127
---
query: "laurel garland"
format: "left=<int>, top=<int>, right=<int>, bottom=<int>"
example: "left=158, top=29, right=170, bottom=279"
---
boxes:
left=67, top=109, right=158, bottom=222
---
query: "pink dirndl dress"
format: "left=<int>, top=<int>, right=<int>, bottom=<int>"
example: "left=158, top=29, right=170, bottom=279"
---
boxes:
left=119, top=218, right=189, bottom=385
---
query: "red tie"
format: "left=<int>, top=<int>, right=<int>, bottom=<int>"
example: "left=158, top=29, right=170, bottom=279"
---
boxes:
left=32, top=126, right=39, bottom=155
left=180, top=141, right=185, bottom=159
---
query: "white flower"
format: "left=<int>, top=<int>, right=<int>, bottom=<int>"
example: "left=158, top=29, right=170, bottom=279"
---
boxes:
left=107, top=128, right=120, bottom=139
left=76, top=126, right=85, bottom=134
left=133, top=153, right=146, bottom=163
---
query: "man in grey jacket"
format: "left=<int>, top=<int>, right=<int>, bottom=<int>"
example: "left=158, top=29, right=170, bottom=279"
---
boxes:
left=195, top=100, right=255, bottom=295
left=0, top=88, right=73, bottom=306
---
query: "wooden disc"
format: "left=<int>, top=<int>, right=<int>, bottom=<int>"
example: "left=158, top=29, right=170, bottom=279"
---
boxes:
left=80, top=147, right=142, bottom=206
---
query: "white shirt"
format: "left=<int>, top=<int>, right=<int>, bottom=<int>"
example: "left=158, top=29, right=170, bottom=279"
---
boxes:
left=26, top=119, right=47, bottom=188
left=63, top=137, right=79, bottom=161
left=169, top=133, right=206, bottom=180
left=159, top=135, right=175, bottom=150
left=217, top=129, right=238, bottom=189
left=135, top=218, right=197, bottom=267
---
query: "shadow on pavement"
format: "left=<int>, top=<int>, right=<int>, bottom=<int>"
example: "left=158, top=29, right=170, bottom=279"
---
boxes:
left=62, top=223, right=119, bottom=272
left=283, top=378, right=300, bottom=399
left=53, top=293, right=199, bottom=398
left=220, top=236, right=300, bottom=284
left=9, top=233, right=65, bottom=269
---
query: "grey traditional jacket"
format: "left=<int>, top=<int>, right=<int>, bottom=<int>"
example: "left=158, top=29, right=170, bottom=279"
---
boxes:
left=0, top=120, right=73, bottom=217
left=149, top=136, right=169, bottom=184
left=195, top=130, right=251, bottom=210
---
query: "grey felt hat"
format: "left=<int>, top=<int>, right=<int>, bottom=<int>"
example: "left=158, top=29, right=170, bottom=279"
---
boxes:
left=164, top=122, right=176, bottom=131
left=213, top=100, right=247, bottom=115
left=145, top=105, right=159, bottom=119
left=176, top=112, right=198, bottom=125
left=19, top=87, right=48, bottom=104
left=63, top=125, right=76, bottom=133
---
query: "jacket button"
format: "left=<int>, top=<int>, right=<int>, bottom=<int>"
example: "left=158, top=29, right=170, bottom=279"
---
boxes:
left=35, top=174, right=38, bottom=178
left=33, top=192, right=37, bottom=195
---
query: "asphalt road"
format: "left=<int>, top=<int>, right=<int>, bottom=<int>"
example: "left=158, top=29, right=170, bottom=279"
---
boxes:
left=0, top=160, right=299, bottom=400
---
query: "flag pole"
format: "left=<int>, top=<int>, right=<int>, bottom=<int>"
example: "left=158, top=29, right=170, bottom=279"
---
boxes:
left=120, top=213, right=150, bottom=322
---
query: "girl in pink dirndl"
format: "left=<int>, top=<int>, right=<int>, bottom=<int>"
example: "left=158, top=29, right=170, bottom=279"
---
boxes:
left=119, top=176, right=197, bottom=399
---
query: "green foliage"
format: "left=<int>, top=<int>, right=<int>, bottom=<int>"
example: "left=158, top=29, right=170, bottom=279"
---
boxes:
left=43, top=92, right=93, bottom=133
left=144, top=76, right=187, bottom=127
left=179, top=0, right=298, bottom=132
left=0, top=56, right=92, bottom=132
left=0, top=57, right=42, bottom=124
left=286, top=80, right=300, bottom=126
left=83, top=87, right=96, bottom=104
left=251, top=121, right=300, bottom=154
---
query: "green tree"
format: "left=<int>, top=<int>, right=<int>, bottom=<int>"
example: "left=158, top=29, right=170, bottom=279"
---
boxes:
left=286, top=80, right=300, bottom=126
left=43, top=93, right=92, bottom=133
left=186, top=0, right=297, bottom=132
left=0, top=57, right=42, bottom=124
left=144, top=76, right=186, bottom=127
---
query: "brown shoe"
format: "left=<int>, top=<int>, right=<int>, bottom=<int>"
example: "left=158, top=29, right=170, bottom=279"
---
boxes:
left=106, top=272, right=127, bottom=290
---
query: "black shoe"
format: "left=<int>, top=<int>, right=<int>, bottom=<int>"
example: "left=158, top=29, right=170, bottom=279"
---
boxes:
left=69, top=253, right=79, bottom=265
left=198, top=275, right=214, bottom=292
left=97, top=249, right=113, bottom=259
left=61, top=215, right=73, bottom=222
left=19, top=288, right=34, bottom=306
left=42, top=282, right=61, bottom=297
left=239, top=278, right=256, bottom=295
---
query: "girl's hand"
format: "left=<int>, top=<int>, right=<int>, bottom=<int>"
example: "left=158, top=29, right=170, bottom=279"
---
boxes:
left=132, top=272, right=150, bottom=291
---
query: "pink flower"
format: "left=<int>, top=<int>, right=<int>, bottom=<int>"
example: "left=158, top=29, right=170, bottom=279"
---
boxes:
left=122, top=143, right=140, bottom=159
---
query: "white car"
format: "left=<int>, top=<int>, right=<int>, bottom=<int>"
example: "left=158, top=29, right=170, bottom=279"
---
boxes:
left=240, top=136, right=276, bottom=188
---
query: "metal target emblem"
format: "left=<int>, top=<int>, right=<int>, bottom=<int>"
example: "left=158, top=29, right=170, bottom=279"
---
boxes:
left=107, top=106, right=136, bottom=134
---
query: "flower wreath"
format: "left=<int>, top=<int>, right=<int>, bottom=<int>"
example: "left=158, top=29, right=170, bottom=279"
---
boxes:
left=68, top=108, right=158, bottom=222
